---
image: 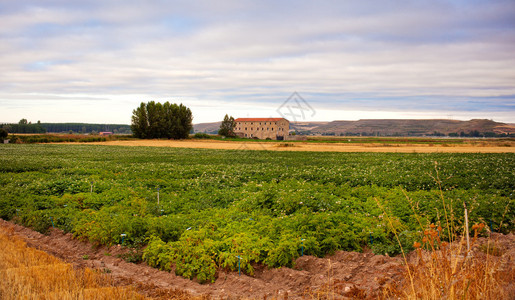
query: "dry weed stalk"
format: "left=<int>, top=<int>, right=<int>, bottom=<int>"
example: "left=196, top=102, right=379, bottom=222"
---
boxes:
left=0, top=225, right=147, bottom=300
left=306, top=161, right=513, bottom=300
left=404, top=223, right=513, bottom=300
left=387, top=161, right=514, bottom=299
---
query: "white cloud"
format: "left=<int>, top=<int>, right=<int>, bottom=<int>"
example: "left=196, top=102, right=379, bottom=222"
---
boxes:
left=0, top=0, right=514, bottom=123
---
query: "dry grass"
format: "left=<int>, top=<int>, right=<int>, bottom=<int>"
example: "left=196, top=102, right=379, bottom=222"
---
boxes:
left=82, top=139, right=515, bottom=153
left=380, top=163, right=515, bottom=299
left=0, top=225, right=148, bottom=300
left=382, top=225, right=514, bottom=300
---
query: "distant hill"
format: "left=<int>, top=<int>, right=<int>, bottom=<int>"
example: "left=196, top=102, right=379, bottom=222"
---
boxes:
left=289, top=121, right=330, bottom=132
left=302, top=119, right=515, bottom=136
left=193, top=122, right=222, bottom=134
left=193, top=119, right=515, bottom=137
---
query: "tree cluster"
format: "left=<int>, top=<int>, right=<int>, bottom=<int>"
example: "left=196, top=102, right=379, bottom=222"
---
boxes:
left=218, top=114, right=236, bottom=137
left=131, top=101, right=193, bottom=139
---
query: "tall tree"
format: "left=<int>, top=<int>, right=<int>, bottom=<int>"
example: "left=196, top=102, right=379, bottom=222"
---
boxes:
left=131, top=101, right=193, bottom=139
left=218, top=114, right=236, bottom=137
left=176, top=103, right=193, bottom=139
left=131, top=102, right=149, bottom=138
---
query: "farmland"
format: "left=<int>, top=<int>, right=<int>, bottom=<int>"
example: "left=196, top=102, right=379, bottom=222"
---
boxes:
left=0, top=144, right=513, bottom=284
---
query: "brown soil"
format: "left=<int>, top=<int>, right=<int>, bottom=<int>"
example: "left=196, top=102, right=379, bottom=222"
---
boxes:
left=2, top=219, right=513, bottom=299
left=81, top=139, right=515, bottom=153
left=0, top=219, right=406, bottom=299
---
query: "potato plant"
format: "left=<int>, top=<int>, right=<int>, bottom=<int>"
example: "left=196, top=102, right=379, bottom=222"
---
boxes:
left=0, top=144, right=513, bottom=282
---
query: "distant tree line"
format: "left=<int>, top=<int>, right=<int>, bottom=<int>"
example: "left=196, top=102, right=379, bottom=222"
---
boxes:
left=1, top=119, right=132, bottom=134
left=131, top=101, right=193, bottom=139
left=447, top=131, right=513, bottom=138
left=1, top=119, right=46, bottom=134
left=297, top=130, right=514, bottom=137
left=40, top=123, right=132, bottom=134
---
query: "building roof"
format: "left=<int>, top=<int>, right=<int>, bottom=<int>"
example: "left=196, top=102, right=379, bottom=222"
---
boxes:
left=235, top=118, right=287, bottom=122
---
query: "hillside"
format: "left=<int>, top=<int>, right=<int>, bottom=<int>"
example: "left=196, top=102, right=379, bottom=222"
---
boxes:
left=193, top=121, right=221, bottom=134
left=194, top=119, right=514, bottom=136
left=299, top=119, right=515, bottom=136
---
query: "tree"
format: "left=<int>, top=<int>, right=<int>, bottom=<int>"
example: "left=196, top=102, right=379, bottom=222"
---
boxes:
left=218, top=114, right=236, bottom=137
left=0, top=128, right=8, bottom=140
left=131, top=102, right=149, bottom=138
left=131, top=101, right=193, bottom=139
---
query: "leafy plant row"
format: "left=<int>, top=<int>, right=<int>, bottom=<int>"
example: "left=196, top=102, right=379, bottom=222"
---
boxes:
left=0, top=144, right=513, bottom=282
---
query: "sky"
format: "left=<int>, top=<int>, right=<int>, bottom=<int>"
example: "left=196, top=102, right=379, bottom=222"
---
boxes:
left=1, top=0, right=514, bottom=124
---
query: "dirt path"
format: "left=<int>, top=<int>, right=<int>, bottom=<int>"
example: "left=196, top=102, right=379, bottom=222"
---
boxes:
left=83, top=139, right=515, bottom=153
left=1, top=219, right=408, bottom=299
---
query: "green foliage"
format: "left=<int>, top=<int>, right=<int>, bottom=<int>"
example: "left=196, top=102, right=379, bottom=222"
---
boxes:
left=142, top=236, right=174, bottom=271
left=0, top=128, right=7, bottom=140
left=118, top=249, right=143, bottom=263
left=0, top=144, right=513, bottom=283
left=1, top=119, right=46, bottom=134
left=131, top=101, right=193, bottom=139
left=12, top=134, right=108, bottom=144
left=218, top=114, right=236, bottom=137
left=39, top=123, right=131, bottom=134
left=193, top=132, right=212, bottom=139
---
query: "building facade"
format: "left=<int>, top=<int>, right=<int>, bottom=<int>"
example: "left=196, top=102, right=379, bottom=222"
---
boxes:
left=234, top=118, right=289, bottom=140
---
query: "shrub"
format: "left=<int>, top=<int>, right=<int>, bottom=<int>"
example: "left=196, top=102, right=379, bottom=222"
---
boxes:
left=193, top=132, right=212, bottom=139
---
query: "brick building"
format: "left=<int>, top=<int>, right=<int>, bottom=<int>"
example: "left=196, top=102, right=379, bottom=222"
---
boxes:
left=234, top=118, right=289, bottom=140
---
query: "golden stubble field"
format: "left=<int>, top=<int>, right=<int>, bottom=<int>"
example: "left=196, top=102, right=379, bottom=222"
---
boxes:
left=86, top=139, right=515, bottom=153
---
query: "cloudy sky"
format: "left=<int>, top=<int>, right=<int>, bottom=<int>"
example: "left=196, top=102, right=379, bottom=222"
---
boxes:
left=1, top=0, right=514, bottom=124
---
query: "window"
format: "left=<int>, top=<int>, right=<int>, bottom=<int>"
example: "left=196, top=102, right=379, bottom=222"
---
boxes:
left=245, top=127, right=247, bottom=130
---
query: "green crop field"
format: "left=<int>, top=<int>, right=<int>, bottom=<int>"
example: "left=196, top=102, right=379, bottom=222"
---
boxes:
left=0, top=144, right=513, bottom=283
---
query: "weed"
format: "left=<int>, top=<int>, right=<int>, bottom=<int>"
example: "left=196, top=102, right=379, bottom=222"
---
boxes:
left=275, top=143, right=296, bottom=147
left=478, top=243, right=503, bottom=256
left=117, top=249, right=143, bottom=264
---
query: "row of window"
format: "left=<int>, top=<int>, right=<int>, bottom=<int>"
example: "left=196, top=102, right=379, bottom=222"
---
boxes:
left=238, top=122, right=277, bottom=126
left=237, top=127, right=284, bottom=131
left=243, top=133, right=282, bottom=137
